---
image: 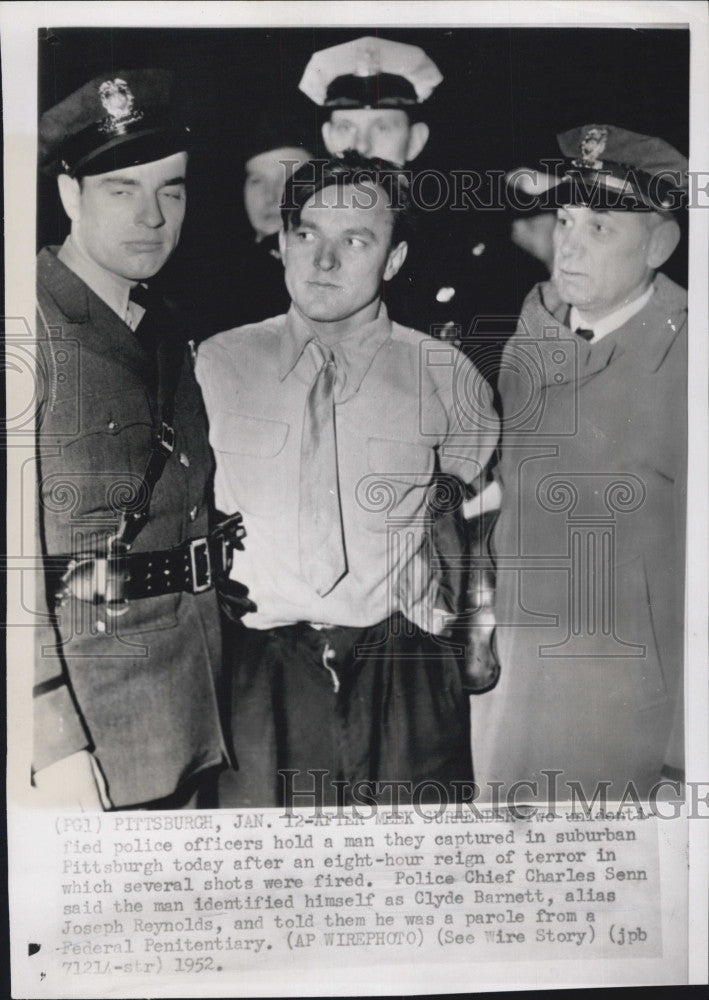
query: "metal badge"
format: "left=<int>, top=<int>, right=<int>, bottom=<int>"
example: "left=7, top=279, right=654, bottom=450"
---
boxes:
left=572, top=126, right=608, bottom=169
left=97, top=79, right=145, bottom=136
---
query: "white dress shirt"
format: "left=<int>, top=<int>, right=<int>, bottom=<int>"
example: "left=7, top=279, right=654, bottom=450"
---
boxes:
left=569, top=283, right=654, bottom=342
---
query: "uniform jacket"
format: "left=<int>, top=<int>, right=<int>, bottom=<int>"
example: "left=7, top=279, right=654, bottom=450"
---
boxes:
left=471, top=273, right=687, bottom=797
left=34, top=247, right=225, bottom=807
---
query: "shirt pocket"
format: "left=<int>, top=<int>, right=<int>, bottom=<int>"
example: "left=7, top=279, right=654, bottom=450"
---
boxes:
left=359, top=437, right=435, bottom=528
left=210, top=411, right=291, bottom=516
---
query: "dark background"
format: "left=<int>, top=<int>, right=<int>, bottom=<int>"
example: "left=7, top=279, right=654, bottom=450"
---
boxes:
left=37, top=26, right=690, bottom=331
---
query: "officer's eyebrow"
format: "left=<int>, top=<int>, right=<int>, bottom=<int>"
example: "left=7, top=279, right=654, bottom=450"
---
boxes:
left=99, top=176, right=141, bottom=186
left=98, top=175, right=186, bottom=187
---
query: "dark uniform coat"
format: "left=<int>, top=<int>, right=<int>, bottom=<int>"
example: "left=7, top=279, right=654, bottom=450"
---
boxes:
left=471, top=273, right=686, bottom=798
left=34, top=248, right=225, bottom=807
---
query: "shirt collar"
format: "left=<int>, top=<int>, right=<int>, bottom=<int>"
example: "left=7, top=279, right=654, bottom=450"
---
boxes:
left=569, top=283, right=654, bottom=342
left=279, top=302, right=392, bottom=400
left=57, top=234, right=136, bottom=326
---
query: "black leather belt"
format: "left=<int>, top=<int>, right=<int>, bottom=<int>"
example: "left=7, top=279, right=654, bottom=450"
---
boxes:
left=46, top=512, right=245, bottom=608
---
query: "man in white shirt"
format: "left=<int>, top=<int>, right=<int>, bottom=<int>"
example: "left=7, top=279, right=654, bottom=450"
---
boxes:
left=197, top=154, right=499, bottom=807
left=472, top=125, right=688, bottom=801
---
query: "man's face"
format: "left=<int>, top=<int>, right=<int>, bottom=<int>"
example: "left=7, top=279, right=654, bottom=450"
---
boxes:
left=244, top=146, right=312, bottom=240
left=279, top=181, right=407, bottom=337
left=65, top=151, right=187, bottom=282
left=552, top=205, right=656, bottom=322
left=323, top=109, right=423, bottom=166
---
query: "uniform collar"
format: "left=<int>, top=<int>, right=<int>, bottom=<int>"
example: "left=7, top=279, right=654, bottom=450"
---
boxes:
left=279, top=302, right=392, bottom=401
left=37, top=246, right=157, bottom=383
left=529, top=273, right=686, bottom=384
left=57, top=234, right=134, bottom=324
left=569, top=284, right=654, bottom=342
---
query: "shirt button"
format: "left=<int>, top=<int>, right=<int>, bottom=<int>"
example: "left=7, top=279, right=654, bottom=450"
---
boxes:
left=179, top=453, right=190, bottom=467
left=189, top=506, right=199, bottom=522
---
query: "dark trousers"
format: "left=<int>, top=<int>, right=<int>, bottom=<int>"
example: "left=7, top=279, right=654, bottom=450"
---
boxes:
left=218, top=613, right=473, bottom=808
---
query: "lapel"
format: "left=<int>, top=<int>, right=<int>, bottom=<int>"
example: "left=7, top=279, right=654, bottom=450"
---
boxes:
left=520, top=277, right=686, bottom=389
left=37, top=247, right=156, bottom=387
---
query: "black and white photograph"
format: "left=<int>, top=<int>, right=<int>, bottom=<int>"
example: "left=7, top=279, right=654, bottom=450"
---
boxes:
left=4, top=1, right=708, bottom=995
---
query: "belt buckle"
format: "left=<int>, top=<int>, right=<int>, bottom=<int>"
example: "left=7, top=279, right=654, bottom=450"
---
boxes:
left=189, top=537, right=212, bottom=593
left=159, top=421, right=175, bottom=454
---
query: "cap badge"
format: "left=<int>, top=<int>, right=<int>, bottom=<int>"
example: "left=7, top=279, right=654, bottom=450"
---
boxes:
left=97, top=79, right=145, bottom=135
left=355, top=40, right=381, bottom=77
left=573, top=126, right=608, bottom=169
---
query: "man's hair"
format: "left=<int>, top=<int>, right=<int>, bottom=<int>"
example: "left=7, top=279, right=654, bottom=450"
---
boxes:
left=281, top=151, right=416, bottom=246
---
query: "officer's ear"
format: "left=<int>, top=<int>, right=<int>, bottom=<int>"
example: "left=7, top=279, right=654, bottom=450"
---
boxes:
left=383, top=240, right=408, bottom=282
left=321, top=120, right=335, bottom=155
left=405, top=122, right=429, bottom=162
left=57, top=173, right=83, bottom=223
left=645, top=214, right=681, bottom=269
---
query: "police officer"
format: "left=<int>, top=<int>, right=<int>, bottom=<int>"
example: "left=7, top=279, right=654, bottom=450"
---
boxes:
left=473, top=125, right=687, bottom=799
left=207, top=114, right=313, bottom=333
left=34, top=70, right=245, bottom=809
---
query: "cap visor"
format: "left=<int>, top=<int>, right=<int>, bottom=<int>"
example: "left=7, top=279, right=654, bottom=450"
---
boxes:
left=72, top=126, right=191, bottom=176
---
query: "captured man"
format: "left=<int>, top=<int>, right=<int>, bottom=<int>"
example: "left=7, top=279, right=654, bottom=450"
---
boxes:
left=197, top=154, right=499, bottom=808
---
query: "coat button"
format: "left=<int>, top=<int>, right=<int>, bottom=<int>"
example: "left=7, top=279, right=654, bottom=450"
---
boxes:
left=189, top=506, right=199, bottom=522
left=96, top=620, right=106, bottom=633
left=179, top=452, right=190, bottom=467
left=107, top=420, right=117, bottom=430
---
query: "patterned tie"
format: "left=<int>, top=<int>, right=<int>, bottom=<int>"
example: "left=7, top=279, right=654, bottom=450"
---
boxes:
left=575, top=327, right=595, bottom=342
left=299, top=342, right=347, bottom=596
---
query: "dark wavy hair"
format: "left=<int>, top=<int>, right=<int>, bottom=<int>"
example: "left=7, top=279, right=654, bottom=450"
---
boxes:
left=281, top=150, right=416, bottom=247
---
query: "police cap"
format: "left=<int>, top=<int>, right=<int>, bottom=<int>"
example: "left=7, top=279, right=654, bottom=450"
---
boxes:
left=39, top=69, right=190, bottom=177
left=299, top=36, right=442, bottom=110
left=511, top=124, right=688, bottom=212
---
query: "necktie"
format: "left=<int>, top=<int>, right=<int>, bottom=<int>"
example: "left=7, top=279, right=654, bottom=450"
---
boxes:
left=128, top=283, right=162, bottom=390
left=575, top=327, right=595, bottom=342
left=299, top=342, right=347, bottom=596
left=128, top=282, right=151, bottom=327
